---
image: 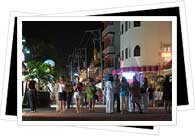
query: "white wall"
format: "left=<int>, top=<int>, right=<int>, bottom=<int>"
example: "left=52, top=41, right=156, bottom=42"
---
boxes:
left=120, top=21, right=172, bottom=68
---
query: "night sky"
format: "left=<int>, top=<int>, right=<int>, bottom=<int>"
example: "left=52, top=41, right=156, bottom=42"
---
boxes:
left=22, top=21, right=103, bottom=74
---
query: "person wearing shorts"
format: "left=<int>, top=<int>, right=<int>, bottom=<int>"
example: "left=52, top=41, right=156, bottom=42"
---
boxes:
left=57, top=76, right=66, bottom=112
left=73, top=82, right=82, bottom=113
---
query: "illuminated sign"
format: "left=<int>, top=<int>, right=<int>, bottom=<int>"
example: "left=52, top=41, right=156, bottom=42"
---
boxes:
left=161, top=52, right=172, bottom=58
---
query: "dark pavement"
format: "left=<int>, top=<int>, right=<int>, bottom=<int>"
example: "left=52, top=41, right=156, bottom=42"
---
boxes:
left=22, top=106, right=172, bottom=121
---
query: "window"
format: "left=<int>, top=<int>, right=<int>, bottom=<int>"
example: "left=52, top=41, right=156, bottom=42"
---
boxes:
left=125, top=22, right=128, bottom=32
left=121, top=24, right=124, bottom=34
left=121, top=50, right=124, bottom=61
left=129, top=47, right=131, bottom=57
left=134, top=21, right=141, bottom=27
left=125, top=48, right=128, bottom=59
left=129, top=22, right=131, bottom=29
left=134, top=45, right=141, bottom=56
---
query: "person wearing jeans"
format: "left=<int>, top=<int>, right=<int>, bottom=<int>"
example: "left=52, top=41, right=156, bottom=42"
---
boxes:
left=27, top=77, right=38, bottom=112
left=113, top=75, right=120, bottom=112
left=119, top=77, right=130, bottom=114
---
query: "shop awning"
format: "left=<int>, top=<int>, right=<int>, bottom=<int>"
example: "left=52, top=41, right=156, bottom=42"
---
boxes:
left=112, top=65, right=161, bottom=74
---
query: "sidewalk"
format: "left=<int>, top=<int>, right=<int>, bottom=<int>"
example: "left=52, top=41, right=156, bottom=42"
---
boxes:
left=22, top=107, right=172, bottom=121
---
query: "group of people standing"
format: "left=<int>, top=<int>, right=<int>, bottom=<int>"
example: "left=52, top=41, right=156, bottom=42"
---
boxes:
left=54, top=76, right=99, bottom=113
left=26, top=74, right=171, bottom=114
left=105, top=74, right=172, bottom=114
left=105, top=75, right=143, bottom=114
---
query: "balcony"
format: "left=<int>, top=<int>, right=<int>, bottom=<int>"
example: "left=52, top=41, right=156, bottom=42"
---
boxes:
left=103, top=46, right=115, bottom=55
left=103, top=33, right=113, bottom=47
left=102, top=25, right=116, bottom=37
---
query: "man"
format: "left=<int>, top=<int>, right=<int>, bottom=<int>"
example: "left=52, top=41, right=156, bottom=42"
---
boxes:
left=131, top=76, right=143, bottom=114
left=66, top=77, right=74, bottom=108
left=112, top=75, right=120, bottom=112
left=140, top=77, right=149, bottom=112
left=27, top=76, right=38, bottom=112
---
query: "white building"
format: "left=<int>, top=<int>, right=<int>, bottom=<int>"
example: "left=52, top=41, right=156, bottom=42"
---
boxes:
left=119, top=21, right=172, bottom=83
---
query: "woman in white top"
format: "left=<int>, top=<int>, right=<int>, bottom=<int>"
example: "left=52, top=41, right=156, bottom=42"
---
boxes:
left=105, top=76, right=114, bottom=114
left=57, top=76, right=66, bottom=112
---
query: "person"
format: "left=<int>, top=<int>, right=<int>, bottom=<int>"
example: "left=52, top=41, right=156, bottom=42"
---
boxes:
left=73, top=82, right=82, bottom=113
left=91, top=81, right=98, bottom=111
left=66, top=77, right=73, bottom=108
left=97, top=88, right=103, bottom=104
left=53, top=79, right=60, bottom=112
left=112, top=75, right=121, bottom=112
left=131, top=76, right=143, bottom=113
left=86, top=81, right=96, bottom=112
left=27, top=76, right=38, bottom=112
left=119, top=77, right=129, bottom=114
left=57, top=76, right=67, bottom=113
left=140, top=77, right=149, bottom=112
left=162, top=76, right=172, bottom=113
left=148, top=84, right=155, bottom=107
left=105, top=76, right=114, bottom=114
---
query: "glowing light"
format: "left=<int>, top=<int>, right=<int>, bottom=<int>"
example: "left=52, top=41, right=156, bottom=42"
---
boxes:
left=161, top=52, right=172, bottom=58
left=44, top=59, right=55, bottom=67
left=122, top=72, right=135, bottom=80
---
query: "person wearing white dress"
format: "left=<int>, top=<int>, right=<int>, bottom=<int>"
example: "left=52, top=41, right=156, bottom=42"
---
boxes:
left=106, top=76, right=114, bottom=114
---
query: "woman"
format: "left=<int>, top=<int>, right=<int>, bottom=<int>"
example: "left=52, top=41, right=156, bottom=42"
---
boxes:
left=148, top=84, right=155, bottom=107
left=119, top=77, right=129, bottom=114
left=86, top=81, right=97, bottom=112
left=73, top=82, right=82, bottom=113
left=57, top=76, right=66, bottom=113
left=105, top=76, right=114, bottom=114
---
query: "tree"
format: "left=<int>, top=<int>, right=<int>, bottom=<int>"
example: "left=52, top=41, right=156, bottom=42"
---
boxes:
left=24, top=60, right=56, bottom=92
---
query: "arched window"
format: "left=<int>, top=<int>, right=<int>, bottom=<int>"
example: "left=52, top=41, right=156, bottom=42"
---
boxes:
left=134, top=45, right=141, bottom=56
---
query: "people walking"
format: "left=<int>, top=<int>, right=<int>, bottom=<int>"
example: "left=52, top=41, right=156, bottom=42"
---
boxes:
left=140, top=77, right=149, bottom=112
left=57, top=76, right=67, bottom=113
left=27, top=76, right=38, bottom=112
left=131, top=76, right=143, bottom=114
left=66, top=77, right=73, bottom=109
left=162, top=76, right=172, bottom=113
left=113, top=75, right=121, bottom=113
left=119, top=77, right=129, bottom=114
left=105, top=76, right=114, bottom=114
left=73, top=82, right=82, bottom=113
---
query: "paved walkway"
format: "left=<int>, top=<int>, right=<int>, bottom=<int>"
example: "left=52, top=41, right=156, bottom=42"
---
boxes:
left=22, top=107, right=172, bottom=121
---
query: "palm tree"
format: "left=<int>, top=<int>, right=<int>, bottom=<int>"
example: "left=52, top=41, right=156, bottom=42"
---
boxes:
left=24, top=60, right=56, bottom=92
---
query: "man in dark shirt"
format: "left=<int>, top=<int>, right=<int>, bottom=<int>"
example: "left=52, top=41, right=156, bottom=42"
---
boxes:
left=27, top=77, right=38, bottom=112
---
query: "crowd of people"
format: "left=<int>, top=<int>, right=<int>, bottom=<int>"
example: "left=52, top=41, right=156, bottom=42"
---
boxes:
left=53, top=76, right=100, bottom=113
left=26, top=74, right=172, bottom=114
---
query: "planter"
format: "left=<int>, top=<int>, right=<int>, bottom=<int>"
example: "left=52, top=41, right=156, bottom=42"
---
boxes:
left=37, top=92, right=50, bottom=108
left=22, top=91, right=51, bottom=109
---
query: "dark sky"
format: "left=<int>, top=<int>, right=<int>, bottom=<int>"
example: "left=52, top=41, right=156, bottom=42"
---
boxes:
left=22, top=21, right=103, bottom=73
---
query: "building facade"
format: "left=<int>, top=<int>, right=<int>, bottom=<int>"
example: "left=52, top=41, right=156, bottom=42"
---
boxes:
left=102, top=21, right=120, bottom=76
left=119, top=21, right=172, bottom=84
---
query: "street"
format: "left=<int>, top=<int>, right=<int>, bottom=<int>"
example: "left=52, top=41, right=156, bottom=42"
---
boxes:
left=22, top=107, right=171, bottom=121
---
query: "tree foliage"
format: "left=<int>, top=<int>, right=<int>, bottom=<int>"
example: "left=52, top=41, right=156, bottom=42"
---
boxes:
left=24, top=60, right=56, bottom=91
